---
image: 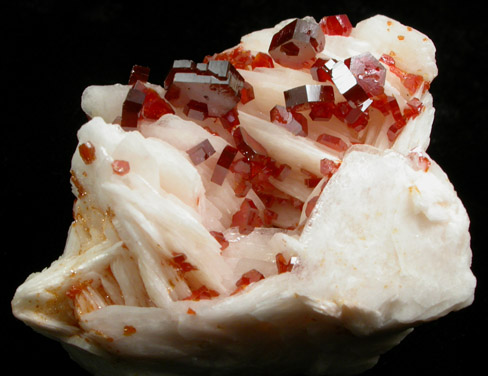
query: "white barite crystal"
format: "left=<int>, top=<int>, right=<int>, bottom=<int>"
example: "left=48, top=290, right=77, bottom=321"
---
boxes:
left=12, top=14, right=475, bottom=376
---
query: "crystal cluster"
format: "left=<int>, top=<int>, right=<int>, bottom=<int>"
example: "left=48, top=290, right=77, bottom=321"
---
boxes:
left=12, top=13, right=475, bottom=376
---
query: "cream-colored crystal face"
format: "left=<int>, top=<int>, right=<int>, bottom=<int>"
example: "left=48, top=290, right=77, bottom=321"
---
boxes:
left=12, top=14, right=475, bottom=376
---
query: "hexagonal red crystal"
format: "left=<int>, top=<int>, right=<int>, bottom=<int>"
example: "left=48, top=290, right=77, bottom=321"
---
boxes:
left=268, top=18, right=325, bottom=69
left=210, top=145, right=238, bottom=185
left=310, top=58, right=336, bottom=82
left=284, top=85, right=334, bottom=112
left=319, top=14, right=353, bottom=36
left=270, top=105, right=308, bottom=136
left=186, top=139, right=216, bottom=165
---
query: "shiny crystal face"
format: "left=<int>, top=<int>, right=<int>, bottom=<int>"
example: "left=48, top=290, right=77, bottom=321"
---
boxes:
left=12, top=14, right=475, bottom=376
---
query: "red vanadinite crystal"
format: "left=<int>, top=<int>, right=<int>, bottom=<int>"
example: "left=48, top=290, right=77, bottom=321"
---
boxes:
left=276, top=253, right=295, bottom=274
left=231, top=198, right=263, bottom=235
left=210, top=145, right=238, bottom=185
left=284, top=85, right=334, bottom=112
left=379, top=54, right=426, bottom=95
left=345, top=52, right=386, bottom=98
left=408, top=150, right=431, bottom=172
left=186, top=139, right=216, bottom=165
left=319, top=14, right=353, bottom=36
left=320, top=158, right=340, bottom=177
left=111, top=160, right=130, bottom=175
left=233, top=126, right=268, bottom=159
left=252, top=52, right=275, bottom=69
left=164, top=60, right=246, bottom=118
left=316, top=134, right=349, bottom=153
left=184, top=100, right=209, bottom=121
left=205, top=46, right=253, bottom=70
left=334, top=101, right=369, bottom=132
left=220, top=107, right=240, bottom=133
left=122, top=81, right=146, bottom=128
left=141, top=87, right=174, bottom=120
left=268, top=18, right=325, bottom=69
left=240, top=82, right=255, bottom=104
left=403, top=98, right=423, bottom=120
left=171, top=253, right=197, bottom=273
left=233, top=269, right=265, bottom=295
left=128, top=65, right=150, bottom=85
left=184, top=285, right=219, bottom=301
left=310, top=58, right=336, bottom=82
left=79, top=142, right=96, bottom=164
left=270, top=105, right=308, bottom=136
left=210, top=231, right=229, bottom=251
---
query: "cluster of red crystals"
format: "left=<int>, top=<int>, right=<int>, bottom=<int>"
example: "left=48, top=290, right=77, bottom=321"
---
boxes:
left=186, top=139, right=216, bottom=165
left=164, top=59, right=248, bottom=119
left=205, top=46, right=275, bottom=71
left=111, top=160, right=130, bottom=175
left=270, top=105, right=308, bottom=136
left=170, top=253, right=197, bottom=274
left=231, top=198, right=263, bottom=235
left=334, top=101, right=370, bottom=132
left=121, top=65, right=174, bottom=128
left=316, top=134, right=349, bottom=153
left=276, top=253, right=296, bottom=274
left=232, top=269, right=265, bottom=295
left=379, top=54, right=428, bottom=95
left=183, top=285, right=219, bottom=301
left=210, top=145, right=239, bottom=185
left=210, top=231, right=229, bottom=251
left=319, top=14, right=353, bottom=36
left=371, top=93, right=423, bottom=142
left=331, top=52, right=386, bottom=106
left=79, top=142, right=96, bottom=165
left=268, top=18, right=325, bottom=69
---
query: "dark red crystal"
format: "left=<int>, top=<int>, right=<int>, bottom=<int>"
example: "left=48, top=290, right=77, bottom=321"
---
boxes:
left=270, top=105, right=308, bottom=136
left=276, top=253, right=295, bottom=274
left=231, top=198, right=263, bottom=235
left=210, top=231, right=229, bottom=251
left=233, top=126, right=268, bottom=159
left=121, top=81, right=146, bottom=128
left=379, top=54, right=426, bottom=95
left=210, top=145, right=238, bottom=185
left=345, top=52, right=386, bottom=98
left=316, top=134, right=349, bottom=152
left=240, top=82, right=255, bottom=104
left=128, top=65, right=150, bottom=85
left=141, top=86, right=174, bottom=120
left=284, top=85, right=334, bottom=112
left=310, top=58, right=336, bottom=82
left=319, top=15, right=353, bottom=36
left=268, top=18, right=325, bottom=69
left=186, top=139, right=216, bottom=165
left=334, top=101, right=369, bottom=132
left=164, top=59, right=246, bottom=118
left=183, top=285, right=219, bottom=301
left=79, top=142, right=96, bottom=165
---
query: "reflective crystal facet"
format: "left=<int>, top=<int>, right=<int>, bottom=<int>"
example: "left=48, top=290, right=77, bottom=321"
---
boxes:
left=319, top=15, right=353, bottom=36
left=164, top=60, right=246, bottom=117
left=268, top=18, right=325, bottom=69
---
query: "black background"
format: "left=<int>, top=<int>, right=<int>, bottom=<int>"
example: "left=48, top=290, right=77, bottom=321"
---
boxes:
left=3, top=1, right=487, bottom=375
